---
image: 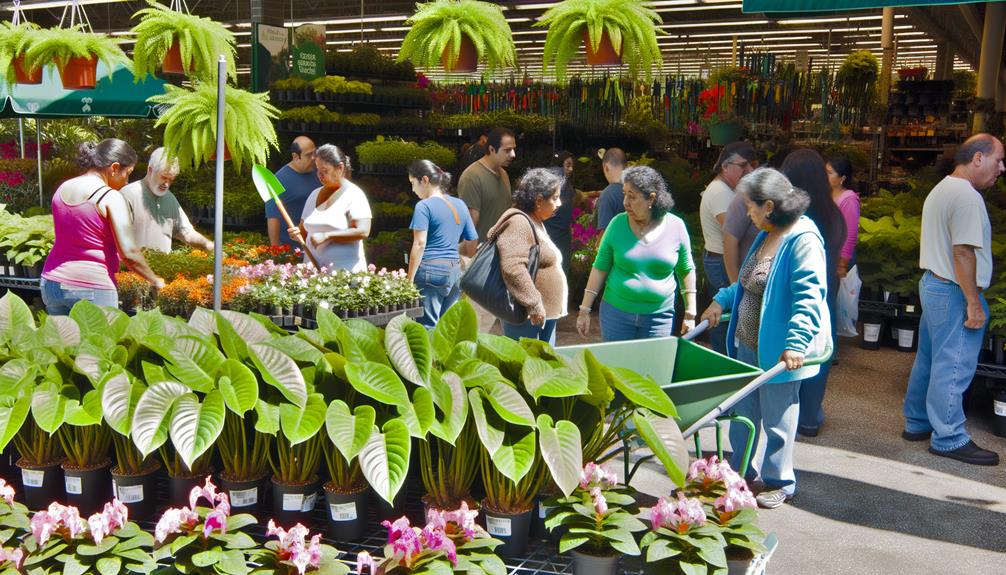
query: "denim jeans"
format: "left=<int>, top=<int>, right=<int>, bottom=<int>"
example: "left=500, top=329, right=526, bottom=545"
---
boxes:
left=798, top=292, right=837, bottom=432
left=703, top=252, right=730, bottom=355
left=599, top=300, right=676, bottom=342
left=502, top=318, right=557, bottom=345
left=415, top=260, right=461, bottom=329
left=41, top=277, right=118, bottom=316
left=728, top=341, right=802, bottom=496
left=903, top=271, right=988, bottom=452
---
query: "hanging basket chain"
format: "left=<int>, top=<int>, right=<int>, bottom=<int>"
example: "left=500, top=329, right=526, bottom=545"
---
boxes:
left=59, top=0, right=93, bottom=32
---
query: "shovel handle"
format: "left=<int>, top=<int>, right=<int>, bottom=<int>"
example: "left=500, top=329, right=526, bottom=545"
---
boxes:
left=274, top=197, right=320, bottom=270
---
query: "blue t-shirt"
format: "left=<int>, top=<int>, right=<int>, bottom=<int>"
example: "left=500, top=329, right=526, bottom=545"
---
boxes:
left=596, top=182, right=624, bottom=230
left=265, top=165, right=321, bottom=246
left=409, top=195, right=478, bottom=262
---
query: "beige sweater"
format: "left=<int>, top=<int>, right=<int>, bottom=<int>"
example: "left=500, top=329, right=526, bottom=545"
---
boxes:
left=488, top=208, right=567, bottom=320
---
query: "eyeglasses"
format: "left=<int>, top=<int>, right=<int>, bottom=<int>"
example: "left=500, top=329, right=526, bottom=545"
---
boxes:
left=727, top=160, right=750, bottom=169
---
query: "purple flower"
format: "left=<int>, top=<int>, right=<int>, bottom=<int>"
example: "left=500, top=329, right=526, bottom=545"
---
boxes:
left=590, top=486, right=609, bottom=516
left=203, top=509, right=228, bottom=538
left=714, top=484, right=757, bottom=518
left=687, top=455, right=744, bottom=491
left=189, top=476, right=220, bottom=509
left=265, top=521, right=323, bottom=575
left=0, top=547, right=23, bottom=569
left=579, top=462, right=618, bottom=490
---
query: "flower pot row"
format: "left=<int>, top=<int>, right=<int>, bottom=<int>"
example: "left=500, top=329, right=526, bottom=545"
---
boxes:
left=270, top=89, right=430, bottom=109
left=0, top=256, right=42, bottom=279
left=275, top=120, right=426, bottom=136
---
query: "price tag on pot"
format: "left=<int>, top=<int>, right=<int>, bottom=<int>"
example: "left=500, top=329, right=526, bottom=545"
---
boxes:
left=539, top=504, right=551, bottom=519
left=486, top=516, right=512, bottom=537
left=22, top=469, right=44, bottom=488
left=897, top=328, right=915, bottom=348
left=864, top=324, right=881, bottom=343
left=282, top=493, right=304, bottom=511
left=301, top=493, right=317, bottom=513
left=65, top=476, right=82, bottom=495
left=230, top=488, right=258, bottom=508
left=995, top=400, right=1006, bottom=417
left=329, top=502, right=357, bottom=521
left=117, top=484, right=144, bottom=504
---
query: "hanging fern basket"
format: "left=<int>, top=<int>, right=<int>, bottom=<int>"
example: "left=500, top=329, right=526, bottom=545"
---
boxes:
left=13, top=55, right=42, bottom=84
left=59, top=56, right=98, bottom=89
left=441, top=34, right=478, bottom=73
left=584, top=30, right=621, bottom=66
left=161, top=41, right=186, bottom=75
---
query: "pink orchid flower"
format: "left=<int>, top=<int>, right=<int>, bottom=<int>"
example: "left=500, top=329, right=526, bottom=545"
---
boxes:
left=650, top=494, right=706, bottom=534
left=0, top=547, right=23, bottom=569
left=203, top=509, right=228, bottom=538
left=381, top=517, right=422, bottom=561
left=154, top=507, right=200, bottom=544
left=356, top=550, right=377, bottom=574
left=590, top=486, right=609, bottom=516
left=266, top=521, right=323, bottom=575
left=441, top=502, right=479, bottom=540
left=0, top=479, right=14, bottom=504
left=30, top=502, right=87, bottom=546
left=579, top=462, right=617, bottom=490
left=189, top=476, right=221, bottom=509
left=421, top=524, right=457, bottom=565
left=714, top=484, right=757, bottom=519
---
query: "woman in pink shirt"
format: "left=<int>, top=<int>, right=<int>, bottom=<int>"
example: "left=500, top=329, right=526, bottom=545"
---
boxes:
left=826, top=155, right=860, bottom=277
left=41, top=139, right=164, bottom=315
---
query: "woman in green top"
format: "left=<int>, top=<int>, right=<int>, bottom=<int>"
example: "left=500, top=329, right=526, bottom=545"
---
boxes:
left=576, top=166, right=698, bottom=341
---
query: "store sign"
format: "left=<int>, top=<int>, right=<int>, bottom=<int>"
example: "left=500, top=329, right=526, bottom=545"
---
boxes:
left=253, top=23, right=290, bottom=92
left=743, top=0, right=987, bottom=11
left=292, top=24, right=326, bottom=80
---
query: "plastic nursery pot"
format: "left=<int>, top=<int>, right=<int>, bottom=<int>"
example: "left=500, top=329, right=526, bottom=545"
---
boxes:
left=59, top=56, right=99, bottom=90
left=324, top=482, right=370, bottom=542
left=162, top=42, right=185, bottom=75
left=111, top=463, right=161, bottom=522
left=16, top=458, right=64, bottom=510
left=62, top=459, right=112, bottom=516
left=270, top=476, right=320, bottom=528
left=168, top=472, right=213, bottom=509
left=860, top=314, right=882, bottom=350
left=993, top=389, right=1006, bottom=439
left=441, top=34, right=478, bottom=73
left=220, top=472, right=270, bottom=515
left=583, top=29, right=621, bottom=67
left=571, top=549, right=620, bottom=575
left=374, top=487, right=415, bottom=524
left=531, top=494, right=561, bottom=541
left=708, top=122, right=744, bottom=146
left=14, top=55, right=42, bottom=84
left=481, top=499, right=533, bottom=559
left=895, top=318, right=919, bottom=353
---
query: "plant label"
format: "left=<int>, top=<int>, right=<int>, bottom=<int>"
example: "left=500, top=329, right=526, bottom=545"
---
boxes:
left=302, top=493, right=317, bottom=513
left=539, top=504, right=551, bottom=519
left=995, top=400, right=1006, bottom=417
left=329, top=502, right=357, bottom=521
left=22, top=469, right=44, bottom=488
left=282, top=493, right=304, bottom=511
left=117, top=484, right=145, bottom=504
left=486, top=516, right=512, bottom=537
left=65, top=476, right=82, bottom=495
left=897, top=328, right=914, bottom=348
left=230, top=488, right=259, bottom=508
left=864, top=323, right=881, bottom=343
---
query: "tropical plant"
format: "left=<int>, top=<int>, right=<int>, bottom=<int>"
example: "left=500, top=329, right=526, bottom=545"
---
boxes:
left=835, top=50, right=879, bottom=125
left=21, top=25, right=129, bottom=78
left=149, top=83, right=280, bottom=173
left=0, top=21, right=41, bottom=88
left=0, top=479, right=30, bottom=547
left=131, top=0, right=237, bottom=82
left=536, top=0, right=662, bottom=82
left=398, top=0, right=516, bottom=72
left=355, top=136, right=456, bottom=169
left=640, top=494, right=728, bottom=574
left=857, top=210, right=922, bottom=296
left=249, top=521, right=348, bottom=575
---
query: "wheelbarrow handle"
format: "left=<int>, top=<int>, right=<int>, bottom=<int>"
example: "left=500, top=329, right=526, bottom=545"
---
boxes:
left=681, top=313, right=731, bottom=341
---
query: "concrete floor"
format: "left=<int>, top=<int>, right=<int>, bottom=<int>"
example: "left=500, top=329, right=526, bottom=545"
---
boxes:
left=553, top=316, right=1006, bottom=575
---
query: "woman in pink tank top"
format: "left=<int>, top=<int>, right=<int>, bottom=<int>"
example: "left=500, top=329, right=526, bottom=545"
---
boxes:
left=41, top=139, right=165, bottom=315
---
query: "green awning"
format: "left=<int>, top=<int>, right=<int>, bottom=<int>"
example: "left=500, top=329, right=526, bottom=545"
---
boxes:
left=0, top=62, right=166, bottom=119
left=743, top=0, right=991, bottom=12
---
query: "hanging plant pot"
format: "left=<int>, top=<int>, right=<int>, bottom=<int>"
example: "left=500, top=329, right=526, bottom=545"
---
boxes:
left=271, top=475, right=320, bottom=528
left=111, top=463, right=161, bottom=522
left=708, top=122, right=744, bottom=146
left=324, top=482, right=370, bottom=542
left=162, top=42, right=186, bottom=75
left=168, top=472, right=213, bottom=508
left=481, top=499, right=533, bottom=559
left=583, top=30, right=621, bottom=66
left=62, top=459, right=112, bottom=515
left=58, top=55, right=100, bottom=90
left=571, top=549, right=619, bottom=575
left=220, top=472, right=270, bottom=514
left=441, top=34, right=478, bottom=73
left=13, top=55, right=43, bottom=85
left=209, top=145, right=232, bottom=162
left=16, top=459, right=63, bottom=510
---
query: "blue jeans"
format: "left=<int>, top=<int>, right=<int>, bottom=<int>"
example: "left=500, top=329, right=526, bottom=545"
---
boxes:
left=41, top=277, right=118, bottom=316
left=798, top=293, right=837, bottom=432
left=415, top=260, right=462, bottom=329
left=599, top=300, right=675, bottom=342
left=728, top=342, right=802, bottom=496
left=502, top=318, right=557, bottom=345
left=903, top=272, right=988, bottom=452
left=703, top=252, right=730, bottom=355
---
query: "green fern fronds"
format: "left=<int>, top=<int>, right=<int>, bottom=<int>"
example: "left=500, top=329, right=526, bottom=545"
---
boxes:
left=536, top=0, right=663, bottom=83
left=21, top=26, right=130, bottom=77
left=0, top=22, right=41, bottom=87
left=131, top=0, right=237, bottom=82
left=398, top=0, right=516, bottom=72
left=149, top=83, right=280, bottom=173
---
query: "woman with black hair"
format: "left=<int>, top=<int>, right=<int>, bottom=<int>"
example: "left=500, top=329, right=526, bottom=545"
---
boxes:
left=544, top=151, right=576, bottom=276
left=826, top=155, right=860, bottom=277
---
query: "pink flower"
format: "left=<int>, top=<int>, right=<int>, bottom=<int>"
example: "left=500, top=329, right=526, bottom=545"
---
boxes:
left=714, top=485, right=757, bottom=516
left=648, top=494, right=706, bottom=534
left=590, top=487, right=608, bottom=516
left=687, top=455, right=743, bottom=490
left=0, top=479, right=14, bottom=504
left=368, top=264, right=377, bottom=273
left=356, top=550, right=376, bottom=574
left=265, top=521, right=323, bottom=575
left=30, top=510, right=57, bottom=546
left=203, top=509, right=228, bottom=538
left=30, top=502, right=87, bottom=545
left=421, top=524, right=457, bottom=565
left=154, top=507, right=200, bottom=544
left=381, top=516, right=422, bottom=561
left=189, top=476, right=221, bottom=509
left=441, top=501, right=479, bottom=540
left=579, top=462, right=617, bottom=490
left=0, top=547, right=23, bottom=569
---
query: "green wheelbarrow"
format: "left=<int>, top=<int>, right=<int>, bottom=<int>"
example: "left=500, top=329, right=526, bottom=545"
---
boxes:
left=556, top=318, right=831, bottom=483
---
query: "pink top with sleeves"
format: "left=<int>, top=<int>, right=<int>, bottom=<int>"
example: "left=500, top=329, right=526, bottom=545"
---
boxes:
left=835, top=189, right=860, bottom=261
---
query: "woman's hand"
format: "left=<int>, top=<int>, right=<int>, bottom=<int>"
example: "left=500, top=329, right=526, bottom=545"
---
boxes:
left=681, top=315, right=696, bottom=335
left=780, top=350, right=804, bottom=371
left=576, top=310, right=591, bottom=337
left=529, top=311, right=545, bottom=327
left=309, top=232, right=329, bottom=247
left=152, top=276, right=166, bottom=290
left=288, top=227, right=305, bottom=245
left=700, top=301, right=724, bottom=328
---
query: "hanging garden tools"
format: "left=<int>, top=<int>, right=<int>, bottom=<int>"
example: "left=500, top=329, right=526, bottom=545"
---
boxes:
left=251, top=164, right=320, bottom=270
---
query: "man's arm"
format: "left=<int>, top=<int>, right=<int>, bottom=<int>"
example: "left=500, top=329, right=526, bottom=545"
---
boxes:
left=723, top=232, right=741, bottom=283
left=175, top=208, right=213, bottom=251
left=267, top=218, right=282, bottom=246
left=952, top=244, right=986, bottom=329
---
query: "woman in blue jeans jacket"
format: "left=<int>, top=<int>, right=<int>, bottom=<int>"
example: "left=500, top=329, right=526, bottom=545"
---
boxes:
left=407, top=160, right=478, bottom=328
left=700, top=168, right=831, bottom=510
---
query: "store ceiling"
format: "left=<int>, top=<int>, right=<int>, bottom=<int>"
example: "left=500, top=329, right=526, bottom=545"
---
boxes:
left=5, top=0, right=985, bottom=80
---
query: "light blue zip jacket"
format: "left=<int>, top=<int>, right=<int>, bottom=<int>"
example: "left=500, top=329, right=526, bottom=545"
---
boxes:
left=713, top=216, right=831, bottom=384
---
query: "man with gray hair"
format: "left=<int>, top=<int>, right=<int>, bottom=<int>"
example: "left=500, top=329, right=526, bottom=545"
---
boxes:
left=120, top=147, right=213, bottom=253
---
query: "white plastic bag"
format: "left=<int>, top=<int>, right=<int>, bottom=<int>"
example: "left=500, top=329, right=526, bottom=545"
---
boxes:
left=836, top=264, right=862, bottom=337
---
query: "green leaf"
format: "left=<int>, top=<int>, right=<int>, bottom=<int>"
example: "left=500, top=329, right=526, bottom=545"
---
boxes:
left=279, top=393, right=326, bottom=445
left=265, top=336, right=324, bottom=365
left=428, top=371, right=467, bottom=444
left=219, top=310, right=272, bottom=344
left=490, top=425, right=537, bottom=484
left=558, top=533, right=590, bottom=553
left=477, top=334, right=527, bottom=366
left=167, top=336, right=226, bottom=393
left=607, top=366, right=677, bottom=417
left=485, top=382, right=535, bottom=427
left=78, top=536, right=118, bottom=555
left=216, top=360, right=259, bottom=415
left=632, top=409, right=688, bottom=488
left=576, top=350, right=615, bottom=407
left=0, top=359, right=36, bottom=396
left=45, top=315, right=81, bottom=349
left=0, top=292, right=35, bottom=339
left=0, top=394, right=30, bottom=452
left=253, top=400, right=280, bottom=435
left=385, top=314, right=433, bottom=387
left=132, top=381, right=189, bottom=456
left=100, top=368, right=142, bottom=436
left=249, top=343, right=307, bottom=408
left=64, top=390, right=102, bottom=426
left=64, top=554, right=90, bottom=575
left=215, top=313, right=249, bottom=361
left=431, top=299, right=477, bottom=363
left=398, top=385, right=435, bottom=438
left=69, top=298, right=110, bottom=337
left=359, top=419, right=411, bottom=505
left=192, top=548, right=222, bottom=567
left=343, top=320, right=390, bottom=366
left=315, top=306, right=344, bottom=344
left=521, top=358, right=588, bottom=400
left=31, top=381, right=67, bottom=434
left=325, top=401, right=375, bottom=462
left=96, top=557, right=122, bottom=575
left=344, top=361, right=409, bottom=406
left=170, top=390, right=226, bottom=469
left=537, top=414, right=582, bottom=496
left=187, top=307, right=217, bottom=336
left=468, top=388, right=503, bottom=455
left=457, top=360, right=507, bottom=390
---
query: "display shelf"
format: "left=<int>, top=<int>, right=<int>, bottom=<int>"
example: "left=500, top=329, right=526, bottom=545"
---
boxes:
left=0, top=276, right=41, bottom=291
left=975, top=363, right=1006, bottom=380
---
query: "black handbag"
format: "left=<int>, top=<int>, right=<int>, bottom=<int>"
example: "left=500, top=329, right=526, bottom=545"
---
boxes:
left=460, top=211, right=540, bottom=325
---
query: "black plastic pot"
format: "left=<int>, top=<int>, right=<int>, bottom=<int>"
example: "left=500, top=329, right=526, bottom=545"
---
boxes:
left=993, top=389, right=1006, bottom=438
left=895, top=317, right=919, bottom=352
left=571, top=549, right=619, bottom=575
left=531, top=496, right=553, bottom=540
left=168, top=473, right=212, bottom=509
left=62, top=459, right=112, bottom=515
left=271, top=476, right=320, bottom=528
left=17, top=459, right=63, bottom=510
left=374, top=487, right=412, bottom=523
left=111, top=464, right=161, bottom=522
left=220, top=473, right=270, bottom=515
left=861, top=314, right=882, bottom=350
left=481, top=500, right=533, bottom=559
left=324, top=482, right=370, bottom=542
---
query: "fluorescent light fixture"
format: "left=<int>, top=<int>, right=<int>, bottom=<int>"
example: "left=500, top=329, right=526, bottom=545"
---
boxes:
left=661, top=20, right=769, bottom=29
left=506, top=17, right=532, bottom=22
left=331, top=28, right=377, bottom=34
left=286, top=15, right=407, bottom=26
left=657, top=4, right=741, bottom=13
left=513, top=30, right=548, bottom=35
left=780, top=14, right=906, bottom=25
left=512, top=2, right=559, bottom=9
left=328, top=37, right=402, bottom=45
left=4, top=0, right=130, bottom=10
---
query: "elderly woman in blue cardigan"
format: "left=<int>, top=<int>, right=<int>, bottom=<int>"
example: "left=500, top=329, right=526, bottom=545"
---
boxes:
left=700, top=168, right=831, bottom=510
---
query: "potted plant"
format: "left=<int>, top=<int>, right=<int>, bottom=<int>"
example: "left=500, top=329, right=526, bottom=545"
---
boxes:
left=640, top=494, right=727, bottom=575
left=57, top=391, right=114, bottom=516
left=543, top=462, right=646, bottom=575
left=699, top=68, right=749, bottom=146
left=835, top=50, right=879, bottom=127
left=22, top=25, right=130, bottom=90
left=0, top=21, right=42, bottom=86
left=13, top=383, right=64, bottom=511
left=537, top=0, right=662, bottom=82
left=322, top=400, right=373, bottom=542
left=0, top=479, right=30, bottom=547
left=131, top=0, right=237, bottom=81
left=397, top=0, right=516, bottom=74
left=149, top=83, right=280, bottom=173
left=264, top=390, right=326, bottom=528
left=249, top=521, right=349, bottom=575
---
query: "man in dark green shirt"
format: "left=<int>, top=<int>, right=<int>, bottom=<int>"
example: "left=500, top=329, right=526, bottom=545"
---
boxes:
left=458, top=127, right=516, bottom=241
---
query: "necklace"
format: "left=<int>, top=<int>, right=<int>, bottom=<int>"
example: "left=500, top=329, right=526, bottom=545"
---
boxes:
left=630, top=218, right=658, bottom=243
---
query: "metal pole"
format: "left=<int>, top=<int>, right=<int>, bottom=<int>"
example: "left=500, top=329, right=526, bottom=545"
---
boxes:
left=213, top=55, right=226, bottom=311
left=36, top=119, right=43, bottom=207
left=879, top=7, right=895, bottom=106
left=17, top=119, right=25, bottom=159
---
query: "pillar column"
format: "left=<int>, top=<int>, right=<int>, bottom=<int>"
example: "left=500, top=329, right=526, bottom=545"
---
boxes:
left=250, top=0, right=284, bottom=26
left=249, top=0, right=286, bottom=91
left=879, top=7, right=895, bottom=105
left=973, top=2, right=1005, bottom=133
left=935, top=44, right=954, bottom=81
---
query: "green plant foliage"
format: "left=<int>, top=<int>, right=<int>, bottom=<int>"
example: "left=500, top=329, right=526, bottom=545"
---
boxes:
left=130, top=0, right=237, bottom=82
left=310, top=75, right=372, bottom=94
left=835, top=50, right=879, bottom=110
left=149, top=83, right=280, bottom=173
left=537, top=0, right=662, bottom=83
left=326, top=44, right=416, bottom=81
left=170, top=163, right=268, bottom=218
left=270, top=76, right=309, bottom=90
left=857, top=210, right=921, bottom=296
left=355, top=136, right=456, bottom=168
left=0, top=21, right=40, bottom=88
left=399, top=0, right=516, bottom=72
left=22, top=25, right=129, bottom=76
left=0, top=207, right=54, bottom=267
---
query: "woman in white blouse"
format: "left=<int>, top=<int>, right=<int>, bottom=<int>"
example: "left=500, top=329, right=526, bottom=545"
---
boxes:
left=289, top=144, right=372, bottom=272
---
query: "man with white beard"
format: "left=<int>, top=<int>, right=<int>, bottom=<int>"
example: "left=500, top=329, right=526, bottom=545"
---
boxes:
left=120, top=147, right=213, bottom=253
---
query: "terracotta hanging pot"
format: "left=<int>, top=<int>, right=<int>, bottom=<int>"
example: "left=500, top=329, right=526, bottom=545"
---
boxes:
left=162, top=41, right=186, bottom=75
left=209, top=145, right=232, bottom=161
left=441, top=34, right=478, bottom=73
left=583, top=29, right=621, bottom=66
left=13, top=54, right=43, bottom=85
left=59, top=55, right=99, bottom=90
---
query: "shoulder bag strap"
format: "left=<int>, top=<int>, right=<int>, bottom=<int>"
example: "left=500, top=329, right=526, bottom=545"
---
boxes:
left=489, top=210, right=540, bottom=246
left=436, top=195, right=461, bottom=225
